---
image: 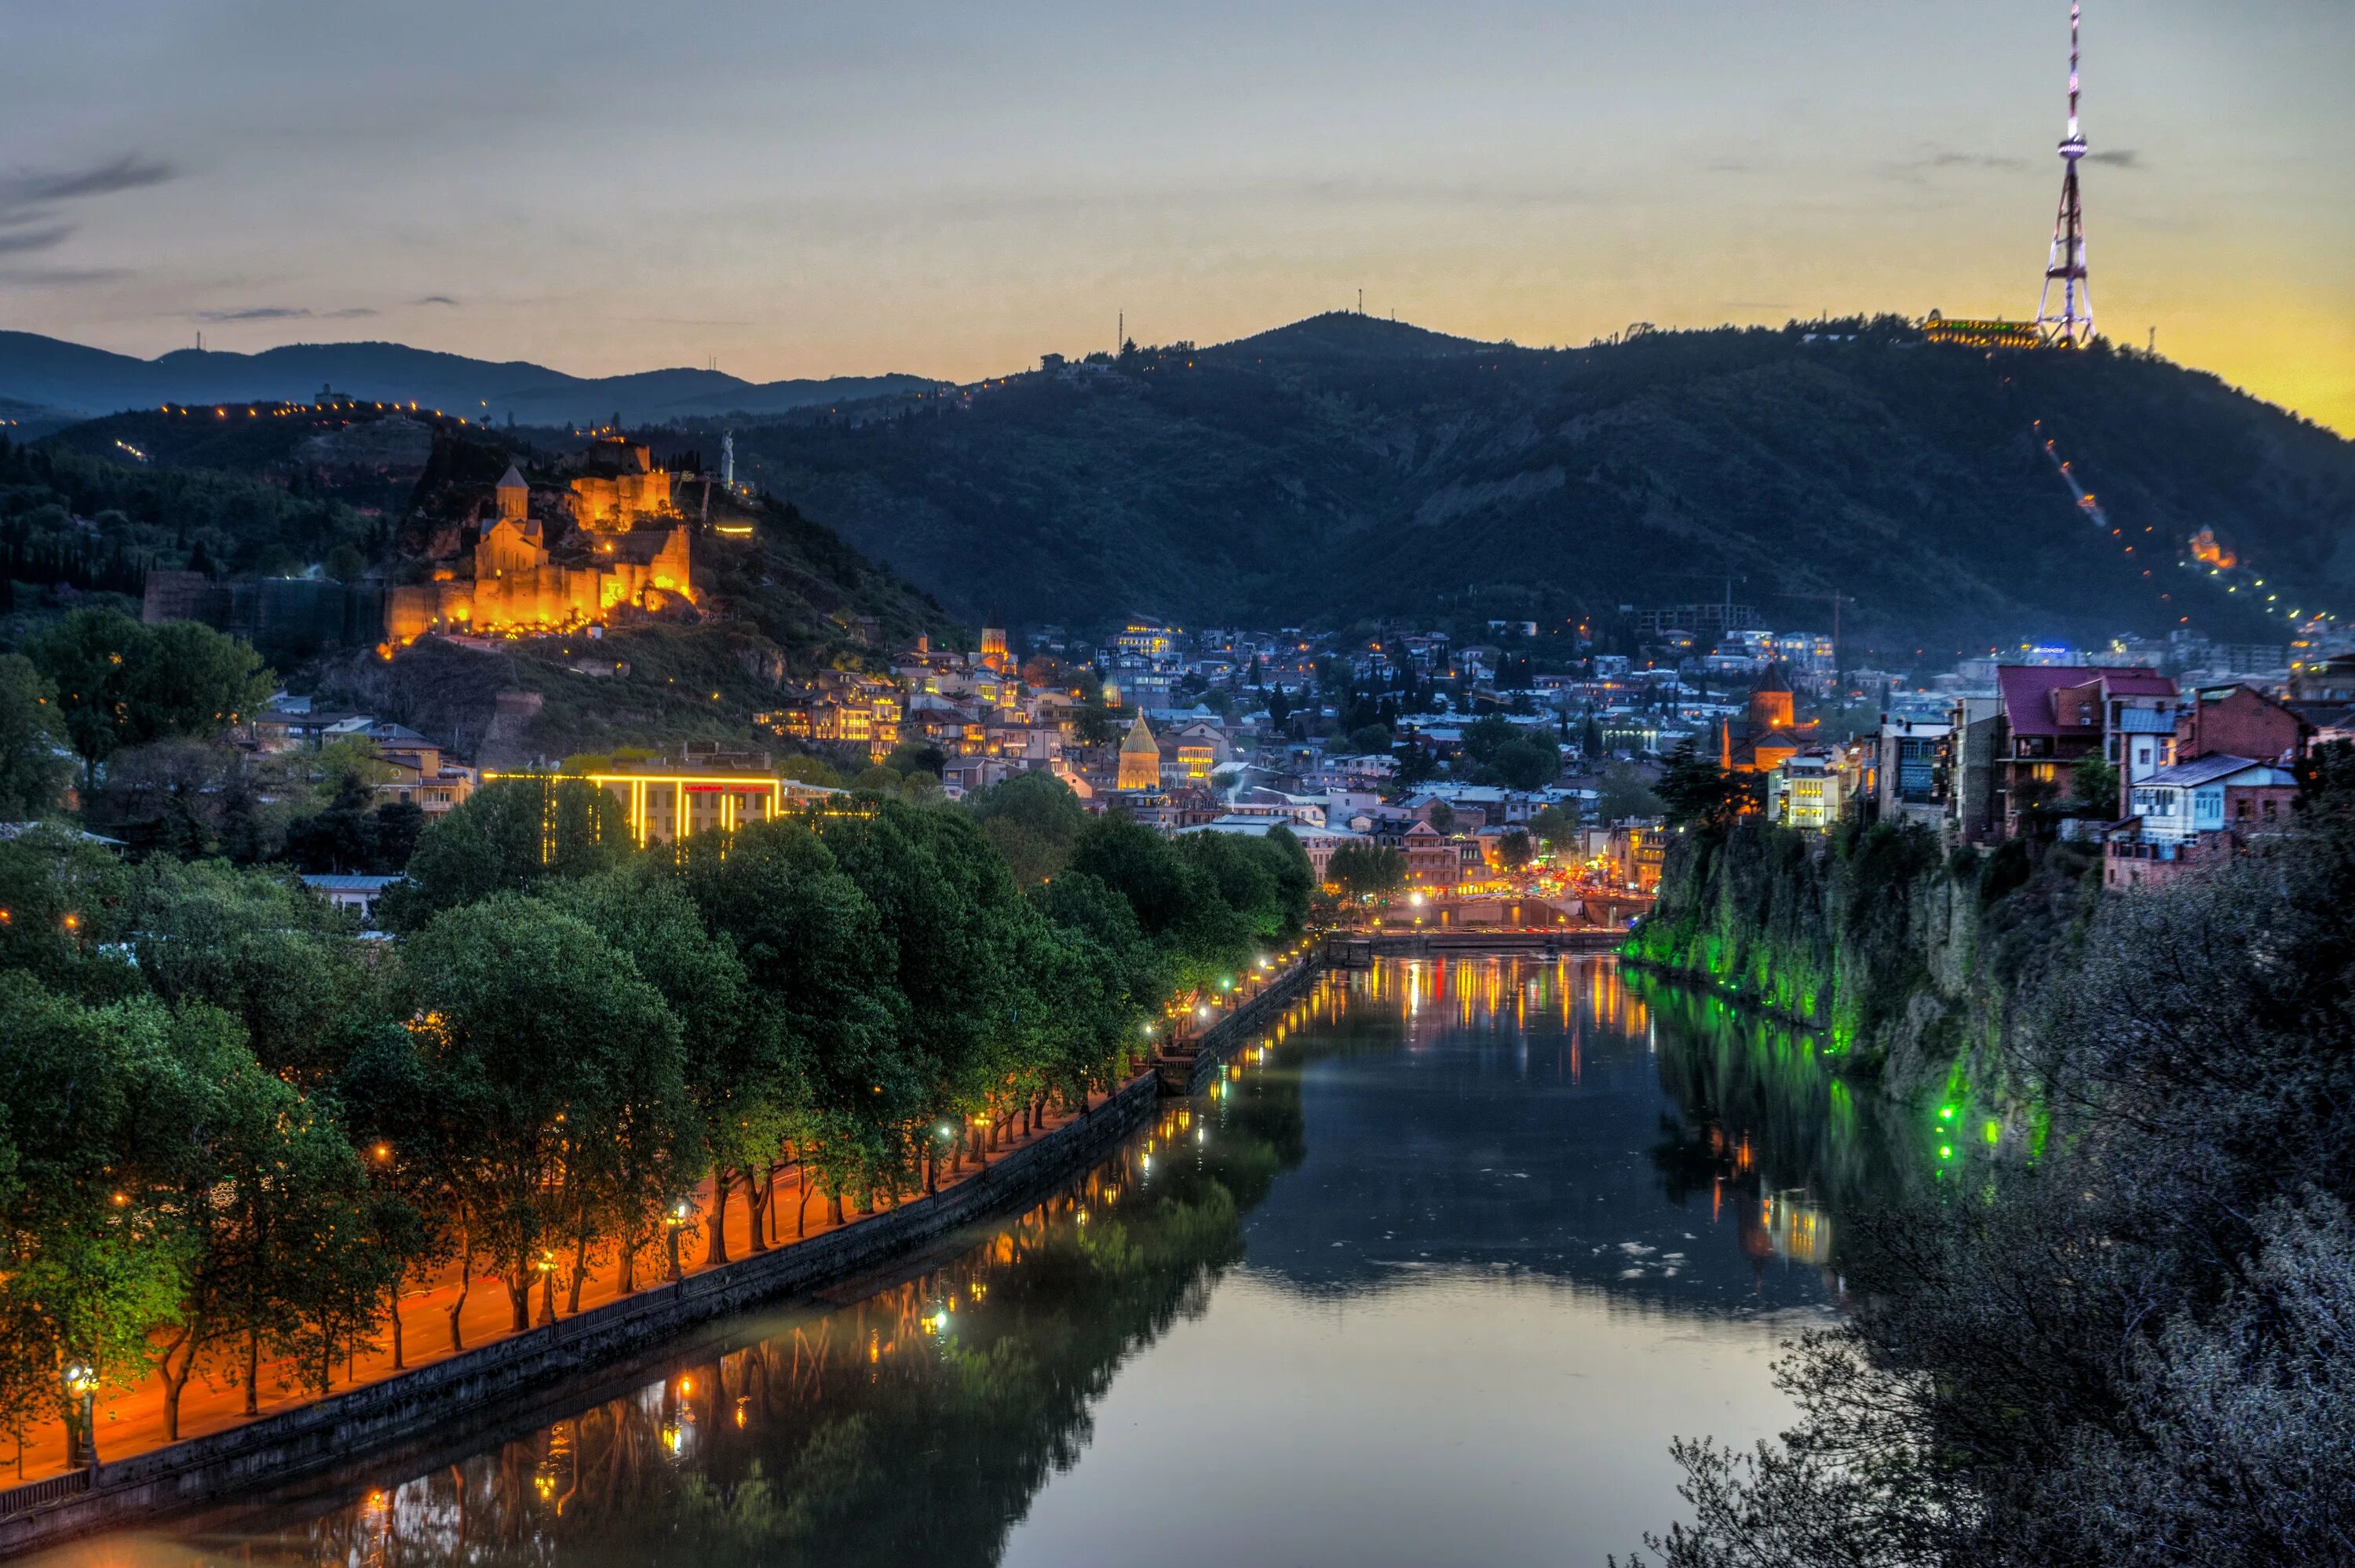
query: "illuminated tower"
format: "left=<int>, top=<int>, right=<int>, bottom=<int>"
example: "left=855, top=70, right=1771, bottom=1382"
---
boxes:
left=2034, top=2, right=2094, bottom=348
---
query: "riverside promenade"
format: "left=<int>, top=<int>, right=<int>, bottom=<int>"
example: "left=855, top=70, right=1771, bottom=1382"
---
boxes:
left=0, top=948, right=1328, bottom=1555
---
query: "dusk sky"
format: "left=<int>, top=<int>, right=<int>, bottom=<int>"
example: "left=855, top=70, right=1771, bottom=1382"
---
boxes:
left=5, top=1, right=2350, bottom=429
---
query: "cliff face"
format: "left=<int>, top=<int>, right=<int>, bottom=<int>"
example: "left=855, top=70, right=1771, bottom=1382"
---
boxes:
left=1627, top=819, right=2100, bottom=1112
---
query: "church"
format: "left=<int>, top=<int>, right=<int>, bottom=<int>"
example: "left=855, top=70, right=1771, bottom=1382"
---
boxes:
left=1118, top=713, right=1163, bottom=790
left=1720, top=665, right=1814, bottom=772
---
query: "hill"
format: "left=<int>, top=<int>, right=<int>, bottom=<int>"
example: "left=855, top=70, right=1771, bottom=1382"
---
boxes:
left=0, top=407, right=955, bottom=762
left=727, top=313, right=2355, bottom=658
left=0, top=330, right=941, bottom=427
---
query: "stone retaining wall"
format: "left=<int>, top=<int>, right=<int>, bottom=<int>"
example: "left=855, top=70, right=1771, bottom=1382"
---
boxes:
left=0, top=1065, right=1168, bottom=1557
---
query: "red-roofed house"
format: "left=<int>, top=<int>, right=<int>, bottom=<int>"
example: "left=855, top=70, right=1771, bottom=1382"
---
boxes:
left=1951, top=666, right=2180, bottom=843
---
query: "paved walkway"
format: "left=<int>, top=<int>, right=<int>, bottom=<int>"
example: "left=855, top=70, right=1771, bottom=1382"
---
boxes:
left=2, top=1088, right=1120, bottom=1486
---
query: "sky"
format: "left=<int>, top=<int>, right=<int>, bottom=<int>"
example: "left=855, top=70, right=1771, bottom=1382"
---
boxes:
left=4, top=0, right=2351, bottom=430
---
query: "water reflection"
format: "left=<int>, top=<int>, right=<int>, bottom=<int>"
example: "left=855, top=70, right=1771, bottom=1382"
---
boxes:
left=46, top=956, right=1893, bottom=1568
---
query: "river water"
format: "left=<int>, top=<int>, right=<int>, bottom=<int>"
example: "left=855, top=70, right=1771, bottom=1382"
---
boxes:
left=33, top=954, right=1898, bottom=1568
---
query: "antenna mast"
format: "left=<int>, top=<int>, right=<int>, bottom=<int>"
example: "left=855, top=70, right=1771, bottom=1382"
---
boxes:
left=2035, top=2, right=2094, bottom=348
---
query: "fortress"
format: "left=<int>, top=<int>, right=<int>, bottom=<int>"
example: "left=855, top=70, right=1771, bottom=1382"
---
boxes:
left=385, top=436, right=692, bottom=643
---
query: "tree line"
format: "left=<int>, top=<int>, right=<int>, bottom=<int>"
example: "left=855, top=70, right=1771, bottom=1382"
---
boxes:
left=0, top=769, right=1310, bottom=1467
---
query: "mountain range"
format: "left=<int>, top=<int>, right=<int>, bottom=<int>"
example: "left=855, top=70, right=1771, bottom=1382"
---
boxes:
left=0, top=331, right=937, bottom=428
left=12, top=312, right=2355, bottom=660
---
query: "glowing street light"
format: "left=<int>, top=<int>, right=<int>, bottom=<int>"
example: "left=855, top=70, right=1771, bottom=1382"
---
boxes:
left=666, top=1202, right=691, bottom=1282
left=64, top=1362, right=97, bottom=1468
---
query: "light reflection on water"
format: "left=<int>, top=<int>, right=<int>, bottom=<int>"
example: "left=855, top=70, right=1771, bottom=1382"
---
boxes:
left=38, top=955, right=1888, bottom=1568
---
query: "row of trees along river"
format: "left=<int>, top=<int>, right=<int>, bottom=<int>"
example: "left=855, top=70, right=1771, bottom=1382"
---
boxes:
left=0, top=761, right=1313, bottom=1468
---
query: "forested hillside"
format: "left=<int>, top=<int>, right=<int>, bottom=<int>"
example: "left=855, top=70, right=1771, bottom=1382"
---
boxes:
left=734, top=313, right=2355, bottom=658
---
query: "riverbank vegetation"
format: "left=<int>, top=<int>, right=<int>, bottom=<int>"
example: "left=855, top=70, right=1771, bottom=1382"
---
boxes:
left=1621, top=751, right=2355, bottom=1566
left=0, top=771, right=1309, bottom=1466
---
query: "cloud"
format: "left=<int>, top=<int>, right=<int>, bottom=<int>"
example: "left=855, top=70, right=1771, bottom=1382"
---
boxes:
left=2085, top=148, right=2143, bottom=169
left=1919, top=150, right=2029, bottom=173
left=414, top=294, right=461, bottom=306
left=0, top=154, right=175, bottom=210
left=0, top=264, right=130, bottom=286
left=0, top=226, right=72, bottom=256
left=0, top=154, right=180, bottom=274
left=194, top=304, right=378, bottom=322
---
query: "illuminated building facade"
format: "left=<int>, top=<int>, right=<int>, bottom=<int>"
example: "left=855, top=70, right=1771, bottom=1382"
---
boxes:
left=567, top=437, right=677, bottom=529
left=1119, top=714, right=1163, bottom=790
left=486, top=764, right=845, bottom=847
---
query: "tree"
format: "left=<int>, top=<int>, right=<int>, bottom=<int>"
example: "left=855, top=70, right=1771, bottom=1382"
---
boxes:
left=1491, top=736, right=1560, bottom=790
left=543, top=870, right=756, bottom=1273
left=670, top=820, right=907, bottom=1221
left=0, top=655, right=72, bottom=819
left=2069, top=753, right=2121, bottom=817
left=1499, top=828, right=1535, bottom=870
left=400, top=896, right=689, bottom=1331
left=29, top=608, right=272, bottom=773
left=1598, top=761, right=1668, bottom=823
left=1327, top=843, right=1407, bottom=901
left=965, top=770, right=1088, bottom=885
left=1656, top=746, right=1759, bottom=828
left=0, top=979, right=194, bottom=1464
left=283, top=772, right=424, bottom=874
left=1530, top=803, right=1580, bottom=854
left=1426, top=800, right=1458, bottom=836
left=378, top=778, right=629, bottom=930
left=121, top=857, right=382, bottom=1083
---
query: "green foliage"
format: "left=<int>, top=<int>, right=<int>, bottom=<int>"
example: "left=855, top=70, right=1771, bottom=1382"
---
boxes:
left=1655, top=744, right=1758, bottom=829
left=401, top=895, right=692, bottom=1327
left=28, top=607, right=273, bottom=768
left=0, top=655, right=71, bottom=818
left=0, top=748, right=1307, bottom=1434
left=378, top=777, right=629, bottom=930
left=1489, top=735, right=1560, bottom=790
left=0, top=433, right=375, bottom=588
left=1529, top=802, right=1579, bottom=851
left=2068, top=753, right=2121, bottom=816
left=964, top=770, right=1087, bottom=886
left=119, top=856, right=382, bottom=1082
left=1597, top=763, right=1666, bottom=823
left=1327, top=842, right=1408, bottom=901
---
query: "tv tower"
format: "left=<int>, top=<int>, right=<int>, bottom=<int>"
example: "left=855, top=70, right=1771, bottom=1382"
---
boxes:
left=2035, top=2, right=2094, bottom=348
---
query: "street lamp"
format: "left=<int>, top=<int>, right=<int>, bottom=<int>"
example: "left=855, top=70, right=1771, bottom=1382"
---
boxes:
left=666, top=1203, right=690, bottom=1282
left=64, top=1362, right=97, bottom=1469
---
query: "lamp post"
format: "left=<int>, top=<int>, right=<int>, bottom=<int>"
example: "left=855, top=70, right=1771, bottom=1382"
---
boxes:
left=537, top=1250, right=558, bottom=1326
left=64, top=1362, right=97, bottom=1471
left=666, top=1203, right=689, bottom=1283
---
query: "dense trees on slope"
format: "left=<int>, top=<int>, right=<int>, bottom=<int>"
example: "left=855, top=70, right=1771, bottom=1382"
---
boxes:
left=0, top=774, right=1309, bottom=1458
left=742, top=317, right=2350, bottom=651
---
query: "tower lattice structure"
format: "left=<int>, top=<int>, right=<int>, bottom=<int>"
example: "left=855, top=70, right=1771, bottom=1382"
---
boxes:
left=2035, top=2, right=2094, bottom=348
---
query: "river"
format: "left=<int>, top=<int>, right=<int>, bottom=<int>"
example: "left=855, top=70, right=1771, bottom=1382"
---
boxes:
left=29, top=953, right=1900, bottom=1568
